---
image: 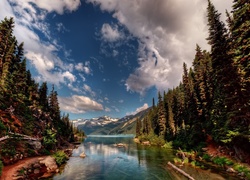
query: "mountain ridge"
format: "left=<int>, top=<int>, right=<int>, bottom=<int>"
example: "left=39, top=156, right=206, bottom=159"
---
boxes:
left=74, top=108, right=151, bottom=135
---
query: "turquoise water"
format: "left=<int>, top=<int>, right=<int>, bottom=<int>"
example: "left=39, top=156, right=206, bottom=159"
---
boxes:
left=53, top=135, right=237, bottom=180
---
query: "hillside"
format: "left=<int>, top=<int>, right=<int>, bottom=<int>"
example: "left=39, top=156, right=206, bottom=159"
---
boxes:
left=0, top=18, right=77, bottom=169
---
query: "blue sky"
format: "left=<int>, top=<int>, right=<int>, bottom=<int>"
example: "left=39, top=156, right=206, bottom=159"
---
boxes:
left=0, top=0, right=232, bottom=119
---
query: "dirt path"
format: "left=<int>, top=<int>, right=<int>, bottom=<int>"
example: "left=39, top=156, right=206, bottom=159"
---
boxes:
left=1, top=156, right=48, bottom=180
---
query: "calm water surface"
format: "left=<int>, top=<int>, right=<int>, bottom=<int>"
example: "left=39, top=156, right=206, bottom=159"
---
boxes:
left=53, top=135, right=237, bottom=180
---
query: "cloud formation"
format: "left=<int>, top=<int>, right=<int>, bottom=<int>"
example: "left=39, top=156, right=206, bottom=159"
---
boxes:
left=127, top=103, right=149, bottom=116
left=88, top=0, right=232, bottom=94
left=58, top=95, right=103, bottom=114
left=0, top=0, right=81, bottom=86
left=101, top=23, right=123, bottom=42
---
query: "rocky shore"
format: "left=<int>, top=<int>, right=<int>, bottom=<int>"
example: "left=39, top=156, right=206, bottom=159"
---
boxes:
left=1, top=145, right=75, bottom=180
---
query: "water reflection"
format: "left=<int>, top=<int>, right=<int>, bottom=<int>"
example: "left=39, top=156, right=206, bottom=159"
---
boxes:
left=53, top=135, right=237, bottom=180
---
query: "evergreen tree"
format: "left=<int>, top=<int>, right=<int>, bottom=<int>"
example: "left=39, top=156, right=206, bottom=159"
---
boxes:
left=157, top=92, right=167, bottom=137
left=206, top=0, right=231, bottom=140
left=230, top=0, right=250, bottom=130
left=136, top=117, right=142, bottom=137
left=39, top=82, right=49, bottom=111
left=49, top=85, right=61, bottom=123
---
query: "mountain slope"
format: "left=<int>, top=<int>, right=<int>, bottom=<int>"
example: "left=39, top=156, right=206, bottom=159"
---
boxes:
left=76, top=108, right=150, bottom=135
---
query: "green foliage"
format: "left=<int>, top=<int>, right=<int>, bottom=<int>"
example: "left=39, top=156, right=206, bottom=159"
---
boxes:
left=0, top=140, right=17, bottom=157
left=202, top=154, right=212, bottom=162
left=40, top=149, right=51, bottom=155
left=234, top=164, right=250, bottom=178
left=0, top=160, right=3, bottom=176
left=221, top=130, right=239, bottom=143
left=173, top=158, right=182, bottom=164
left=0, top=121, right=6, bottom=136
left=212, top=156, right=234, bottom=167
left=42, top=128, right=57, bottom=150
left=162, top=141, right=172, bottom=149
left=53, top=151, right=68, bottom=166
left=138, top=132, right=165, bottom=146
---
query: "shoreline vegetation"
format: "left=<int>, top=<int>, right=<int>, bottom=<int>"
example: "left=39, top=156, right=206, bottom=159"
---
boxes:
left=134, top=137, right=250, bottom=179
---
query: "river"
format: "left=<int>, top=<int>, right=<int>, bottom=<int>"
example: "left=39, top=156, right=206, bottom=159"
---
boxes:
left=53, top=135, right=238, bottom=180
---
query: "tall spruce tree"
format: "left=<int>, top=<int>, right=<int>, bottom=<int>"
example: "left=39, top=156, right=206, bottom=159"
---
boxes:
left=230, top=0, right=250, bottom=130
left=206, top=0, right=231, bottom=140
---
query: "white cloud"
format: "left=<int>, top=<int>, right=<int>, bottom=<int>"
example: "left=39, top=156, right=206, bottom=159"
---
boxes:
left=105, top=107, right=111, bottom=112
left=88, top=0, right=233, bottom=94
left=58, top=95, right=103, bottom=114
left=101, top=23, right=123, bottom=42
left=83, top=84, right=96, bottom=97
left=0, top=0, right=81, bottom=86
left=75, top=62, right=91, bottom=74
left=10, top=0, right=81, bottom=15
left=126, top=103, right=149, bottom=116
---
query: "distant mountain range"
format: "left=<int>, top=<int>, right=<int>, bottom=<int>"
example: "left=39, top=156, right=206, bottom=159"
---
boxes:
left=73, top=108, right=150, bottom=135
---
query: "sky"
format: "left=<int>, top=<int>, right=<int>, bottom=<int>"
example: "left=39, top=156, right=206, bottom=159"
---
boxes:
left=0, top=0, right=233, bottom=120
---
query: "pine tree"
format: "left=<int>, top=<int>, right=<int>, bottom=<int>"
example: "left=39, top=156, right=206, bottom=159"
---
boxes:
left=49, top=85, right=61, bottom=123
left=230, top=0, right=250, bottom=130
left=0, top=17, right=15, bottom=76
left=136, top=117, right=142, bottom=137
left=157, top=92, right=167, bottom=137
left=39, top=82, right=49, bottom=111
left=206, top=0, right=232, bottom=140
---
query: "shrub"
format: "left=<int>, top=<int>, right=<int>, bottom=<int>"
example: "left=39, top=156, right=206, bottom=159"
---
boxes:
left=162, top=141, right=173, bottom=148
left=53, top=151, right=68, bottom=166
left=202, top=153, right=212, bottom=161
left=212, top=156, right=234, bottom=167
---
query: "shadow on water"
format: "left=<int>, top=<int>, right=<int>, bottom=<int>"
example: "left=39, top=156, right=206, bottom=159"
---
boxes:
left=53, top=135, right=238, bottom=180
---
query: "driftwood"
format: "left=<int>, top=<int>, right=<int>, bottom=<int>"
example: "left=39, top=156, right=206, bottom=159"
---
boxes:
left=167, top=162, right=195, bottom=180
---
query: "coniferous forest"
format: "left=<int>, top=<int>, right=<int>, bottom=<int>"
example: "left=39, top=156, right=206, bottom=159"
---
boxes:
left=136, top=0, right=249, bottom=163
left=0, top=17, right=83, bottom=174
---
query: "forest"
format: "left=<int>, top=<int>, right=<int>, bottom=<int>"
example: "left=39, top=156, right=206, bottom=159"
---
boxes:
left=136, top=0, right=249, bottom=163
left=0, top=17, right=81, bottom=175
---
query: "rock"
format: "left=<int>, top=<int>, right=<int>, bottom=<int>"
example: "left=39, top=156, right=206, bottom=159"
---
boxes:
left=28, top=141, right=42, bottom=150
left=142, top=141, right=150, bottom=145
left=115, top=143, right=125, bottom=147
left=33, top=163, right=41, bottom=169
left=40, top=156, right=58, bottom=173
left=226, top=167, right=236, bottom=173
left=238, top=172, right=245, bottom=177
left=80, top=152, right=86, bottom=158
left=134, top=138, right=140, bottom=143
left=34, top=168, right=40, bottom=174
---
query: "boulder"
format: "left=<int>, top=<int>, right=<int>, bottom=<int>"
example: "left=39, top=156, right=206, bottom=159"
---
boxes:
left=142, top=141, right=150, bottom=145
left=39, top=156, right=58, bottom=173
left=28, top=141, right=42, bottom=150
left=80, top=152, right=86, bottom=158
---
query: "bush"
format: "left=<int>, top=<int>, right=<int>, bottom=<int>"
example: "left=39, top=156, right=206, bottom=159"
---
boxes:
left=212, top=156, right=234, bottom=167
left=202, top=153, right=212, bottom=161
left=0, top=160, right=3, bottom=176
left=53, top=151, right=68, bottom=166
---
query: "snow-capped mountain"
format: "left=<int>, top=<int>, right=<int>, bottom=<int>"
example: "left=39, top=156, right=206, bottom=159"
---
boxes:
left=74, top=108, right=150, bottom=135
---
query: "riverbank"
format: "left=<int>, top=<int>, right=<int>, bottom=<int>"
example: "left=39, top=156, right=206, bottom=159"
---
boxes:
left=0, top=143, right=76, bottom=180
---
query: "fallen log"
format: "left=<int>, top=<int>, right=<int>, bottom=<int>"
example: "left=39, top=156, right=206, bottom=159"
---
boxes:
left=167, top=162, right=195, bottom=180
